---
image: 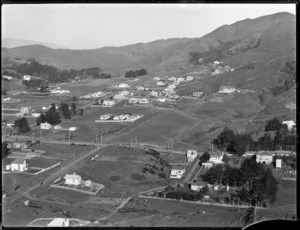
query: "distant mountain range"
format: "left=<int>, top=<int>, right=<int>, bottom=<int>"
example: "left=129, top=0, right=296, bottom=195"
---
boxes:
left=2, top=12, right=295, bottom=76
left=2, top=38, right=69, bottom=50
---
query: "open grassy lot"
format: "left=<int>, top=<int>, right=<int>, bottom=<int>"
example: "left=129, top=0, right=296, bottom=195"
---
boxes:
left=26, top=157, right=61, bottom=169
left=74, top=146, right=169, bottom=196
left=32, top=143, right=94, bottom=160
left=272, top=179, right=296, bottom=207
left=103, top=197, right=244, bottom=227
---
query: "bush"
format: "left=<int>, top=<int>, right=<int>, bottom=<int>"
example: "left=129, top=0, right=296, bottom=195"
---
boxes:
left=158, top=172, right=166, bottom=179
left=131, top=173, right=145, bottom=181
left=111, top=175, right=120, bottom=181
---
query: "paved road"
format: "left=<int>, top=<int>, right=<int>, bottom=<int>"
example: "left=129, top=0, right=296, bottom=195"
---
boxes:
left=3, top=145, right=104, bottom=206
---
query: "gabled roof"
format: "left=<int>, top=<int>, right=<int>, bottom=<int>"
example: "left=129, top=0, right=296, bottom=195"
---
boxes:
left=172, top=165, right=185, bottom=170
left=64, top=174, right=82, bottom=180
left=12, top=158, right=26, bottom=165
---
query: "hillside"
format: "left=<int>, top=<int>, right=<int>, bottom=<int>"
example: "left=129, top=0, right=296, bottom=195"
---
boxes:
left=2, top=12, right=295, bottom=74
left=2, top=38, right=69, bottom=49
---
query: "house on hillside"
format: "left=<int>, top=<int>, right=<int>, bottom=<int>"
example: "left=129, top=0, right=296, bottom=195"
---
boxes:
left=153, top=77, right=160, bottom=81
left=191, top=181, right=207, bottom=192
left=193, top=92, right=203, bottom=97
left=128, top=98, right=139, bottom=104
left=11, top=158, right=27, bottom=172
left=218, top=86, right=236, bottom=94
left=209, top=151, right=224, bottom=164
left=255, top=152, right=274, bottom=164
left=168, top=77, right=176, bottom=81
left=64, top=173, right=82, bottom=185
left=170, top=166, right=186, bottom=179
left=185, top=76, right=194, bottom=81
left=149, top=91, right=158, bottom=97
left=117, top=83, right=130, bottom=88
left=282, top=120, right=296, bottom=131
left=23, top=75, right=31, bottom=81
left=102, top=100, right=116, bottom=106
left=138, top=98, right=149, bottom=104
left=186, top=150, right=198, bottom=162
left=177, top=77, right=185, bottom=82
left=157, top=81, right=165, bottom=86
left=40, top=122, right=52, bottom=130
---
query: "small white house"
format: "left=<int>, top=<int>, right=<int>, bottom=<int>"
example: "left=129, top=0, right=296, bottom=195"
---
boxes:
left=23, top=75, right=31, bottom=81
left=157, top=81, right=165, bottom=86
left=185, top=76, right=194, bottom=81
left=282, top=120, right=296, bottom=131
left=153, top=77, right=160, bottom=81
left=209, top=151, right=224, bottom=164
left=256, top=152, right=273, bottom=164
left=156, top=98, right=166, bottom=102
left=102, top=100, right=116, bottom=106
left=118, top=83, right=130, bottom=88
left=168, top=77, right=177, bottom=81
left=187, top=150, right=198, bottom=162
left=54, top=125, right=62, bottom=130
left=64, top=173, right=82, bottom=185
left=191, top=181, right=207, bottom=192
left=11, top=158, right=27, bottom=172
left=170, top=166, right=185, bottom=179
left=177, top=77, right=185, bottom=82
left=31, top=113, right=41, bottom=118
left=136, top=86, right=145, bottom=91
left=100, top=114, right=111, bottom=120
left=193, top=92, right=203, bottom=97
left=129, top=98, right=139, bottom=104
left=3, top=75, right=13, bottom=81
left=40, top=122, right=52, bottom=130
left=202, top=162, right=213, bottom=169
left=150, top=91, right=158, bottom=97
left=119, top=91, right=130, bottom=96
left=139, top=98, right=149, bottom=104
left=219, top=86, right=236, bottom=94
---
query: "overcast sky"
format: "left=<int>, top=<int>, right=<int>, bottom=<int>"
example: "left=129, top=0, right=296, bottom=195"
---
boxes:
left=2, top=4, right=296, bottom=50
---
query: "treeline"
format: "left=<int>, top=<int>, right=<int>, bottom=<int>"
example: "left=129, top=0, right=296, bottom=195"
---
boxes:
left=124, top=69, right=147, bottom=78
left=201, top=156, right=279, bottom=207
left=213, top=118, right=296, bottom=155
left=12, top=58, right=101, bottom=83
left=93, top=73, right=111, bottom=79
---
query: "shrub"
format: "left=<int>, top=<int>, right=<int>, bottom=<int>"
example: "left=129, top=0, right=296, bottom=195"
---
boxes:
left=131, top=173, right=145, bottom=181
left=158, top=172, right=166, bottom=179
left=111, top=176, right=120, bottom=181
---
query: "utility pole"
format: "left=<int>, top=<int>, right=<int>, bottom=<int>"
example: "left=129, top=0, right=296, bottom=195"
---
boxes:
left=101, top=133, right=102, bottom=144
left=69, top=130, right=71, bottom=141
left=95, top=133, right=97, bottom=143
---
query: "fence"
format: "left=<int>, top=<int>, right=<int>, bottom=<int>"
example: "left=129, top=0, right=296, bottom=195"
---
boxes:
left=33, top=162, right=62, bottom=175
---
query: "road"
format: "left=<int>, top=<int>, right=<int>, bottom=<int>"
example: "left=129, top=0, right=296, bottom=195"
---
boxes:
left=3, top=145, right=105, bottom=206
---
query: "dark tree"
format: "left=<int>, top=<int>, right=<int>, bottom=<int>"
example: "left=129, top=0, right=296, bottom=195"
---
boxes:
left=60, top=103, right=71, bottom=119
left=2, top=142, right=10, bottom=158
left=265, top=118, right=283, bottom=131
left=45, top=104, right=61, bottom=125
left=201, top=164, right=224, bottom=184
left=14, top=117, right=31, bottom=133
left=36, top=113, right=46, bottom=126
left=70, top=102, right=77, bottom=116
left=200, top=151, right=210, bottom=163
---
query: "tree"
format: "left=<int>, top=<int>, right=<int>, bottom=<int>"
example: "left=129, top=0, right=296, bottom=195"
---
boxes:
left=201, top=164, right=224, bottom=184
left=45, top=104, right=61, bottom=125
left=213, top=127, right=236, bottom=150
left=265, top=118, right=282, bottom=131
left=36, top=113, right=46, bottom=126
left=60, top=103, right=71, bottom=119
left=14, top=117, right=31, bottom=134
left=200, top=151, right=210, bottom=163
left=70, top=102, right=77, bottom=116
left=2, top=142, right=10, bottom=158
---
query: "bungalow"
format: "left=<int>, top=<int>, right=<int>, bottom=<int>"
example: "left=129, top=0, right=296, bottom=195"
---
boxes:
left=64, top=173, right=82, bottom=185
left=31, top=113, right=41, bottom=118
left=170, top=166, right=186, bottom=179
left=157, top=81, right=165, bottom=86
left=149, top=91, right=158, bottom=97
left=193, top=92, right=203, bottom=97
left=118, top=83, right=130, bottom=88
left=256, top=152, right=273, bottom=164
left=186, top=150, right=198, bottom=162
left=185, top=76, right=194, bottom=81
left=219, top=86, right=236, bottom=94
left=209, top=151, right=224, bottom=164
left=40, top=122, right=52, bottom=130
left=282, top=120, right=296, bottom=131
left=3, top=75, right=13, bottom=81
left=23, top=75, right=31, bottom=81
left=11, top=158, right=27, bottom=172
left=202, top=162, right=213, bottom=169
left=102, top=100, right=116, bottom=106
left=153, top=77, right=160, bottom=81
left=129, top=98, right=139, bottom=104
left=139, top=98, right=149, bottom=104
left=191, top=181, right=207, bottom=192
left=136, top=86, right=145, bottom=91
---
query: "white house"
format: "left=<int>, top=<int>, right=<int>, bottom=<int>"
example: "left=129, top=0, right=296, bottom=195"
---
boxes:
left=157, top=81, right=165, bottom=86
left=156, top=98, right=166, bottom=102
left=209, top=151, right=224, bottom=164
left=23, top=75, right=31, bottom=81
left=153, top=77, right=160, bottom=81
left=193, top=92, right=203, bottom=97
left=185, top=76, right=194, bottom=81
left=214, top=61, right=222, bottom=65
left=3, top=75, right=13, bottom=81
left=11, top=158, right=27, bottom=172
left=218, top=86, right=236, bottom=94
left=177, top=77, right=185, bottom=82
left=170, top=166, right=186, bottom=179
left=202, top=162, right=213, bottom=169
left=64, top=173, right=82, bottom=185
left=119, top=91, right=130, bottom=96
left=118, top=83, right=130, bottom=88
left=186, top=150, right=198, bottom=162
left=149, top=91, right=158, bottom=97
left=139, top=98, right=149, bottom=104
left=31, top=113, right=41, bottom=118
left=100, top=114, right=111, bottom=120
left=256, top=152, right=273, bottom=164
left=129, top=98, right=139, bottom=104
left=54, top=125, right=62, bottom=130
left=40, top=122, right=52, bottom=130
left=102, top=100, right=116, bottom=106
left=282, top=120, right=296, bottom=131
left=191, top=181, right=207, bottom=192
left=136, top=86, right=145, bottom=91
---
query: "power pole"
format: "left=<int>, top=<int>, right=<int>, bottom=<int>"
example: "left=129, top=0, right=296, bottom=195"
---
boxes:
left=69, top=130, right=71, bottom=141
left=101, top=133, right=102, bottom=144
left=95, top=133, right=97, bottom=143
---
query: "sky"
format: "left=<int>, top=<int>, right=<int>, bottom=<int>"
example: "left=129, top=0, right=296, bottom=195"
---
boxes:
left=2, top=4, right=296, bottom=50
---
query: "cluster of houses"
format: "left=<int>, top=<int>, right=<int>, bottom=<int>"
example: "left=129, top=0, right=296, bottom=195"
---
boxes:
left=128, top=98, right=149, bottom=104
left=115, top=83, right=130, bottom=88
left=80, top=91, right=104, bottom=99
left=209, top=61, right=234, bottom=76
left=98, top=113, right=143, bottom=121
left=40, top=122, right=76, bottom=131
left=170, top=150, right=198, bottom=179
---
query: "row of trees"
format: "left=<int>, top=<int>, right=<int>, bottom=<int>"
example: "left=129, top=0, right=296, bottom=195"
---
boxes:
left=201, top=155, right=279, bottom=206
left=13, top=58, right=101, bottom=83
left=124, top=69, right=147, bottom=78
